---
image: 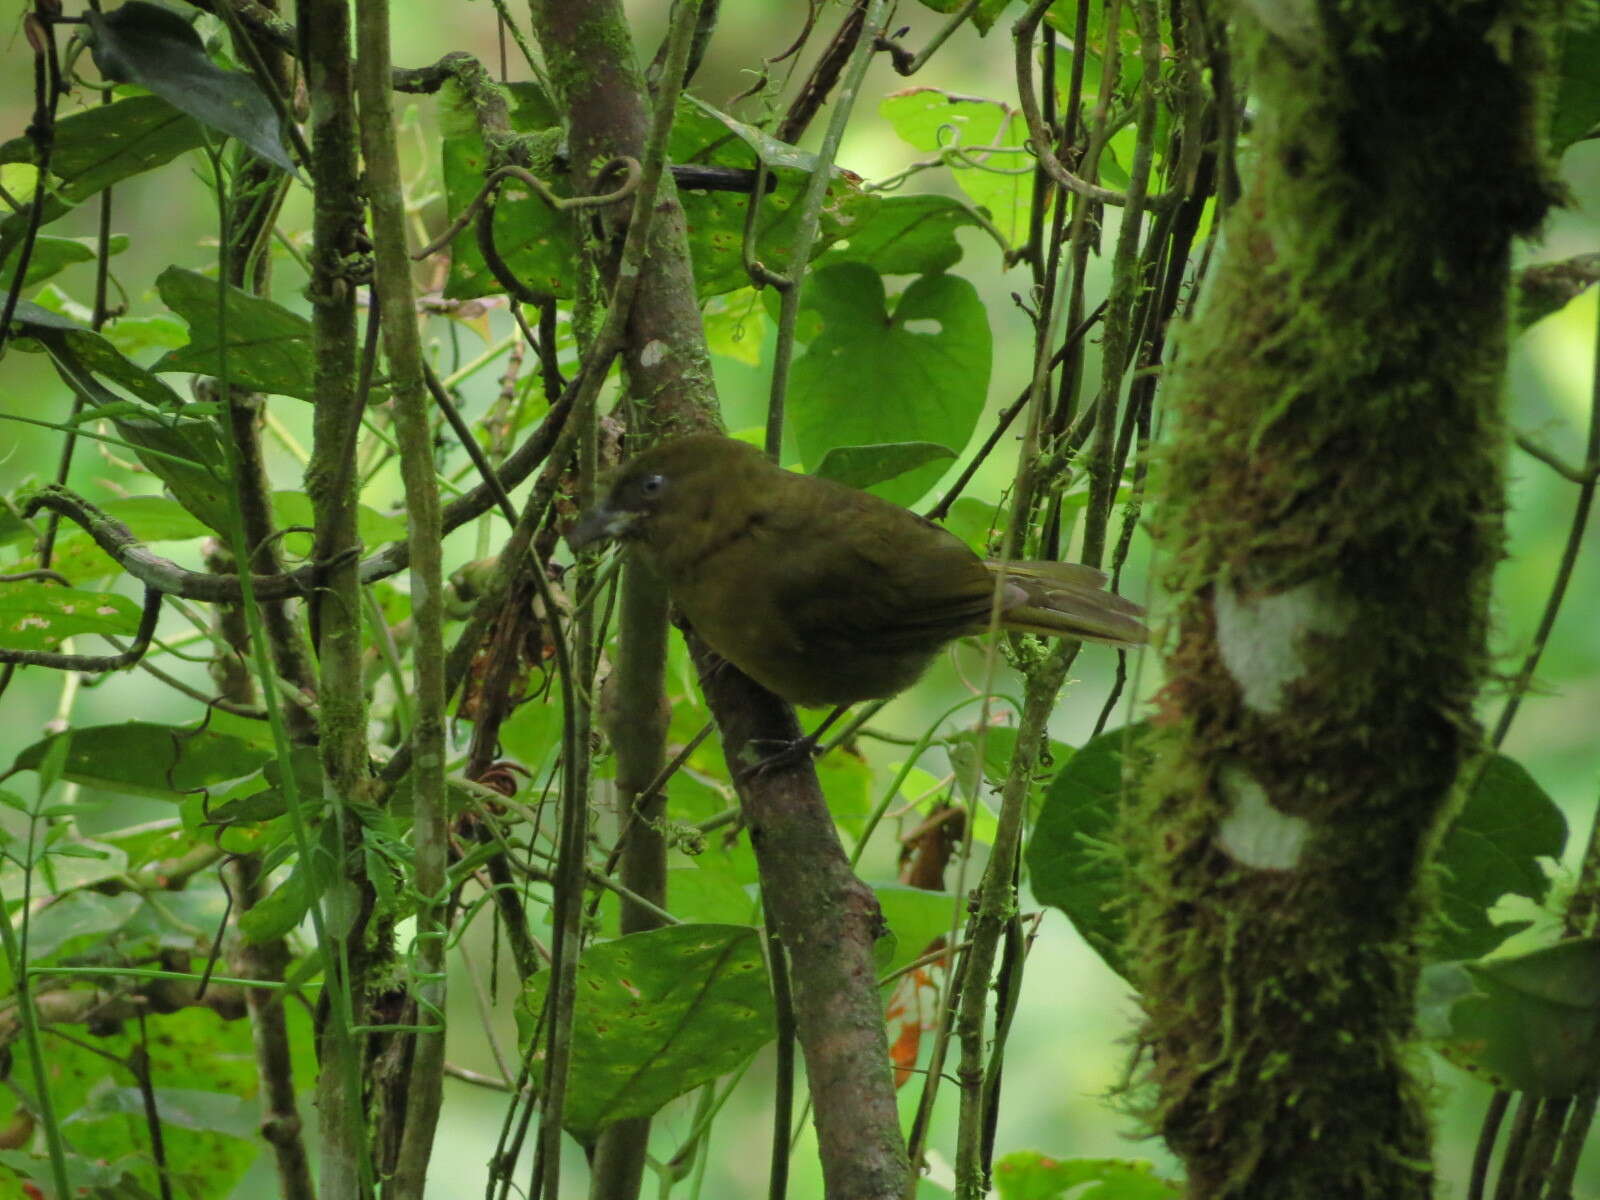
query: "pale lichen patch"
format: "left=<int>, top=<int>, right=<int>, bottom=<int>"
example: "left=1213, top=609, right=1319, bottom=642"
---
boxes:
left=1214, top=579, right=1353, bottom=715
left=1216, top=763, right=1310, bottom=871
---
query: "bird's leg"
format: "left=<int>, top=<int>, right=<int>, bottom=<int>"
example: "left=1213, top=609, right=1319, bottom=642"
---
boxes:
left=737, top=704, right=852, bottom=781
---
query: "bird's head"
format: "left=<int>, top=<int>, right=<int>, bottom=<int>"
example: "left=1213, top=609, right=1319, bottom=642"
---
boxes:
left=565, top=434, right=762, bottom=553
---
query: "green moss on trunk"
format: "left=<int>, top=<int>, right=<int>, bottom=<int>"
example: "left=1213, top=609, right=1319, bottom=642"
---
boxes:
left=1127, top=4, right=1561, bottom=1196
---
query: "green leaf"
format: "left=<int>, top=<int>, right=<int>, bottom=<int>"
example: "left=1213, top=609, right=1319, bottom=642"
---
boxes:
left=0, top=835, right=126, bottom=899
left=943, top=495, right=1009, bottom=555
left=152, top=266, right=316, bottom=399
left=992, top=1152, right=1182, bottom=1200
left=83, top=2, right=295, bottom=172
left=812, top=441, right=957, bottom=492
left=1426, top=938, right=1600, bottom=1097
left=270, top=491, right=405, bottom=556
left=440, top=87, right=880, bottom=302
left=7, top=302, right=234, bottom=534
left=873, top=884, right=956, bottom=982
left=1026, top=723, right=1149, bottom=982
left=0, top=234, right=129, bottom=292
left=0, top=583, right=141, bottom=652
left=20, top=891, right=142, bottom=962
left=790, top=263, right=991, bottom=507
left=10, top=722, right=272, bottom=800
left=817, top=193, right=989, bottom=276
left=238, top=859, right=313, bottom=943
left=76, top=1085, right=256, bottom=1139
left=0, top=94, right=206, bottom=256
left=879, top=89, right=1035, bottom=246
left=676, top=96, right=880, bottom=297
left=1430, top=754, right=1566, bottom=961
left=99, top=494, right=211, bottom=543
left=1551, top=16, right=1600, bottom=154
left=439, top=81, right=574, bottom=301
left=518, top=924, right=774, bottom=1139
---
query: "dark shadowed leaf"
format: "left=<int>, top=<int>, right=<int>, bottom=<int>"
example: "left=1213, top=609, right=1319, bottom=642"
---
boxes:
left=518, top=924, right=774, bottom=1139
left=1424, top=938, right=1600, bottom=1096
left=1430, top=753, right=1566, bottom=961
left=1, top=234, right=129, bottom=293
left=84, top=2, right=295, bottom=172
left=1552, top=17, right=1600, bottom=153
left=7, top=302, right=233, bottom=534
left=812, top=441, right=957, bottom=491
left=153, top=266, right=315, bottom=399
left=0, top=94, right=206, bottom=257
left=10, top=722, right=272, bottom=800
left=790, top=263, right=991, bottom=507
left=1026, top=723, right=1147, bottom=982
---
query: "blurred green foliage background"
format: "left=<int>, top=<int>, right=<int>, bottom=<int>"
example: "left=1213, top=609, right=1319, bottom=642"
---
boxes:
left=1, top=1, right=1597, bottom=1194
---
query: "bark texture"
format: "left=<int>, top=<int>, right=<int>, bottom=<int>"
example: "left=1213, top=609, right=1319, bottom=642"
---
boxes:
left=1129, top=4, right=1560, bottom=1197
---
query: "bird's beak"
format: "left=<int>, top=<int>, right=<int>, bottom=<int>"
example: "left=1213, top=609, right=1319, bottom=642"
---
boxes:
left=566, top=503, right=639, bottom=552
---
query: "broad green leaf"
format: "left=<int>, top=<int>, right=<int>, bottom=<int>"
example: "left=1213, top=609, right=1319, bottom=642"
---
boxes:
left=10, top=722, right=272, bottom=800
left=99, top=494, right=211, bottom=543
left=19, top=891, right=142, bottom=962
left=702, top=287, right=769, bottom=366
left=271, top=491, right=406, bottom=555
left=0, top=95, right=206, bottom=256
left=874, top=884, right=956, bottom=981
left=879, top=89, right=1035, bottom=246
left=238, top=859, right=313, bottom=943
left=7, top=302, right=233, bottom=534
left=1026, top=723, right=1149, bottom=981
left=75, top=1085, right=255, bottom=1139
left=1431, top=754, right=1566, bottom=960
left=662, top=866, right=755, bottom=926
left=816, top=193, right=990, bottom=276
left=153, top=266, right=315, bottom=399
left=439, top=81, right=574, bottom=301
left=1426, top=938, right=1600, bottom=1096
left=677, top=97, right=879, bottom=297
left=0, top=233, right=128, bottom=292
left=202, top=745, right=322, bottom=829
left=0, top=582, right=141, bottom=652
left=913, top=0, right=1014, bottom=34
left=0, top=836, right=126, bottom=900
left=791, top=263, right=991, bottom=507
left=518, top=924, right=774, bottom=1139
left=812, top=441, right=957, bottom=491
left=1552, top=17, right=1600, bottom=154
left=440, top=86, right=879, bottom=301
left=992, top=1152, right=1181, bottom=1200
left=7, top=1003, right=262, bottom=1195
left=84, top=2, right=295, bottom=172
left=943, top=495, right=1009, bottom=555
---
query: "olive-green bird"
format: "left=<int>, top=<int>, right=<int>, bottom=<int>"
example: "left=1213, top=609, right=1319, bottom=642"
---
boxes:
left=567, top=434, right=1147, bottom=708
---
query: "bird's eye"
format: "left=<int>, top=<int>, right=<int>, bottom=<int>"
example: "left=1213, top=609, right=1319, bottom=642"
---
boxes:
left=639, top=474, right=667, bottom=498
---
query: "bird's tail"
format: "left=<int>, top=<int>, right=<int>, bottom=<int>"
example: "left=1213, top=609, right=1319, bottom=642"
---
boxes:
left=986, top=560, right=1149, bottom=647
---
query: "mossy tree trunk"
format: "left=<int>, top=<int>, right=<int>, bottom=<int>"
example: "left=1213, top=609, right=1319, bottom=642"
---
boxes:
left=1129, top=4, right=1561, bottom=1197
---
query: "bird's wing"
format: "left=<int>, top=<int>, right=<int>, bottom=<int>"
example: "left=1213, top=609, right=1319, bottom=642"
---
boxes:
left=990, top=560, right=1148, bottom=646
left=767, top=487, right=997, bottom=653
